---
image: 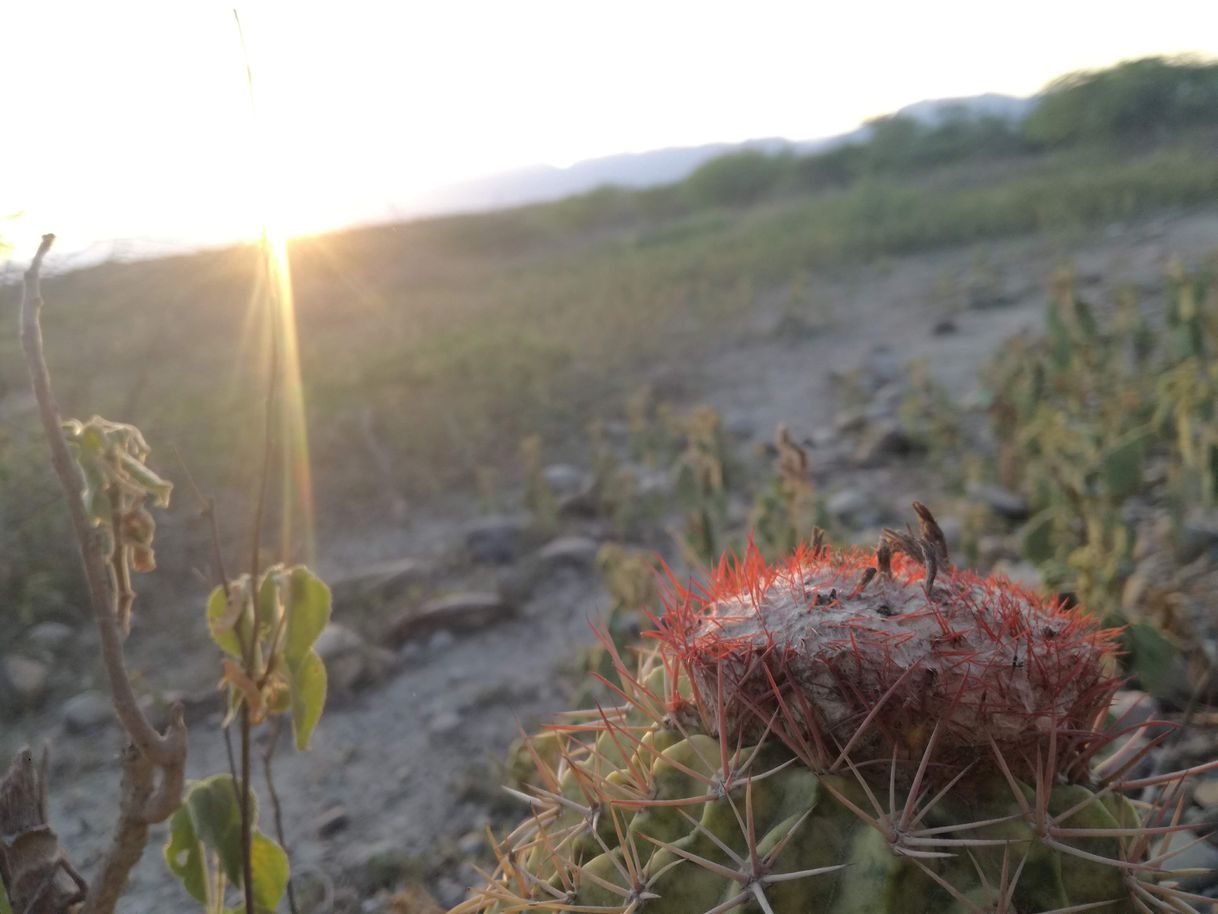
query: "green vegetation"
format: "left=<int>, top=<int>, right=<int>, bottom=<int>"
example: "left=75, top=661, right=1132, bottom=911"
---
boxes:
left=1026, top=56, right=1218, bottom=146
left=975, top=263, right=1217, bottom=698
left=3, top=56, right=1217, bottom=631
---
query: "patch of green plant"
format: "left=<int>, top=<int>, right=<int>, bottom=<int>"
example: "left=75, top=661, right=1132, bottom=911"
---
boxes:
left=979, top=261, right=1218, bottom=696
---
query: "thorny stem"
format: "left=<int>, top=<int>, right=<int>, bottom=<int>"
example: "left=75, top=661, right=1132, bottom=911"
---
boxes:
left=19, top=234, right=187, bottom=914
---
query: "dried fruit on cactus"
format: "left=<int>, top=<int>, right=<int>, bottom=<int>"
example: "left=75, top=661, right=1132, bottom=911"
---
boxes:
left=457, top=505, right=1216, bottom=914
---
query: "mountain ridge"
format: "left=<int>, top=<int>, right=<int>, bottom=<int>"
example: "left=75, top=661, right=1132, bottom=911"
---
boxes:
left=408, top=92, right=1033, bottom=216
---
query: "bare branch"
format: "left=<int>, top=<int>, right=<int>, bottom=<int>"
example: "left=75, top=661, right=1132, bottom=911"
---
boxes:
left=18, top=235, right=188, bottom=914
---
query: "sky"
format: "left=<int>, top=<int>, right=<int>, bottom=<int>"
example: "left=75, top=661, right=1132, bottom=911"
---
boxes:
left=4, top=0, right=1218, bottom=263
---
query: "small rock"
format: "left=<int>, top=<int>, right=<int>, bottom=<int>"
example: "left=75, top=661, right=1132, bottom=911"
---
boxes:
left=864, top=345, right=904, bottom=386
left=427, top=709, right=462, bottom=736
left=808, top=426, right=837, bottom=449
left=1177, top=516, right=1218, bottom=563
left=463, top=514, right=532, bottom=564
left=433, top=877, right=469, bottom=910
left=541, top=464, right=592, bottom=499
left=315, top=623, right=394, bottom=692
left=315, top=805, right=350, bottom=838
left=427, top=630, right=455, bottom=652
left=1108, top=690, right=1159, bottom=729
left=390, top=593, right=514, bottom=646
left=1192, top=777, right=1218, bottom=808
left=966, top=288, right=1015, bottom=310
left=389, top=885, right=445, bottom=914
left=25, top=621, right=75, bottom=653
left=832, top=408, right=867, bottom=435
left=966, top=482, right=1030, bottom=522
left=1151, top=831, right=1218, bottom=888
left=62, top=690, right=113, bottom=734
left=3, top=655, right=50, bottom=706
left=315, top=623, right=366, bottom=660
left=556, top=487, right=600, bottom=518
left=723, top=414, right=756, bottom=441
left=328, top=556, right=433, bottom=607
left=537, top=536, right=599, bottom=569
left=826, top=489, right=870, bottom=525
left=457, top=830, right=485, bottom=856
left=633, top=468, right=672, bottom=500
left=851, top=421, right=921, bottom=467
left=931, top=317, right=958, bottom=336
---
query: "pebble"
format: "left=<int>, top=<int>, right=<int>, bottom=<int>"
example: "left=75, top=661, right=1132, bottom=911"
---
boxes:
left=1192, top=777, right=1218, bottom=808
left=24, top=621, right=76, bottom=654
left=327, top=556, right=433, bottom=608
left=62, top=690, right=113, bottom=734
left=1151, top=831, right=1218, bottom=888
left=315, top=622, right=366, bottom=660
left=463, top=514, right=532, bottom=564
left=390, top=592, right=514, bottom=646
left=966, top=482, right=1030, bottom=522
left=537, top=535, right=599, bottom=569
left=541, top=464, right=592, bottom=499
left=457, top=830, right=485, bottom=856
left=427, top=710, right=462, bottom=736
left=3, top=655, right=50, bottom=705
left=823, top=487, right=881, bottom=528
left=1108, top=690, right=1159, bottom=729
left=427, top=630, right=455, bottom=652
left=851, top=421, right=920, bottom=466
left=315, top=805, right=350, bottom=838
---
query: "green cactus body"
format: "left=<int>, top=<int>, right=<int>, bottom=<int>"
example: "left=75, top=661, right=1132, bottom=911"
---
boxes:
left=459, top=506, right=1212, bottom=914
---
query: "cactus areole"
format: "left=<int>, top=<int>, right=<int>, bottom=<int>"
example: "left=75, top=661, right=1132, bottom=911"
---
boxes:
left=459, top=504, right=1212, bottom=914
left=660, top=503, right=1121, bottom=786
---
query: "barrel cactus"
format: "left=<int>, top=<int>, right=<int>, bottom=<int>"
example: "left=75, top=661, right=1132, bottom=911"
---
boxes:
left=456, top=504, right=1214, bottom=913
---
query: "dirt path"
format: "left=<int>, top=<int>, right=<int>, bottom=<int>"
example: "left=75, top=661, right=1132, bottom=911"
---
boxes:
left=12, top=209, right=1218, bottom=912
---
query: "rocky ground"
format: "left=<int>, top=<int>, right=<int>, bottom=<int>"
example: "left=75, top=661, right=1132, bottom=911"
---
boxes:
left=4, top=209, right=1218, bottom=912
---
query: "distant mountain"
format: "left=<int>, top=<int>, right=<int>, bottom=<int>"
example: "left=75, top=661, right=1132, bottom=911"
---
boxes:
left=892, top=93, right=1036, bottom=127
left=410, top=93, right=1033, bottom=217
left=409, top=138, right=796, bottom=214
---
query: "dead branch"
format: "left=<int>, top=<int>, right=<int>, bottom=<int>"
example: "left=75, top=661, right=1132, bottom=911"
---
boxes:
left=13, top=235, right=188, bottom=914
left=0, top=749, right=86, bottom=914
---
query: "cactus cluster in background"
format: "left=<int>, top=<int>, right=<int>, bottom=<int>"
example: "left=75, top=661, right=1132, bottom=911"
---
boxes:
left=982, top=262, right=1218, bottom=698
left=456, top=505, right=1214, bottom=914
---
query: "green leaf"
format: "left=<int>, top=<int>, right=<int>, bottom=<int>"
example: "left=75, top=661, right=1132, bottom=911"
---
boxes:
left=1021, top=509, right=1057, bottom=564
left=1122, top=622, right=1180, bottom=697
left=1072, top=297, right=1099, bottom=339
left=289, top=648, right=327, bottom=751
left=207, top=585, right=245, bottom=658
left=250, top=830, right=290, bottom=910
left=1101, top=427, right=1150, bottom=501
left=284, top=566, right=330, bottom=665
left=1046, top=301, right=1073, bottom=370
left=257, top=568, right=283, bottom=641
left=164, top=803, right=209, bottom=904
left=185, top=774, right=246, bottom=887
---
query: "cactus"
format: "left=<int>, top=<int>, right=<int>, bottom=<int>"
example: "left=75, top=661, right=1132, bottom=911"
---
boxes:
left=455, top=505, right=1214, bottom=914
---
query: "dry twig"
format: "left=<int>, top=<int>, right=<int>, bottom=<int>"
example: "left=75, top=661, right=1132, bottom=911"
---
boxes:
left=3, top=234, right=188, bottom=914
